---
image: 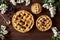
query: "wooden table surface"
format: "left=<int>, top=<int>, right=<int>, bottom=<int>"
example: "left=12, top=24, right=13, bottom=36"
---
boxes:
left=0, top=0, right=60, bottom=40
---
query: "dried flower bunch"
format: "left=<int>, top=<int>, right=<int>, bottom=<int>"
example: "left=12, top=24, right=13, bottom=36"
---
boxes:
left=0, top=25, right=8, bottom=40
left=51, top=27, right=60, bottom=40
left=0, top=0, right=8, bottom=14
left=10, top=0, right=30, bottom=6
left=43, top=0, right=56, bottom=17
left=43, top=0, right=60, bottom=18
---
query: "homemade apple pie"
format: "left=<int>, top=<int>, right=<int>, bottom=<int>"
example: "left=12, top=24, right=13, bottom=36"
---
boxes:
left=31, top=3, right=42, bottom=14
left=12, top=10, right=34, bottom=33
left=36, top=15, right=52, bottom=31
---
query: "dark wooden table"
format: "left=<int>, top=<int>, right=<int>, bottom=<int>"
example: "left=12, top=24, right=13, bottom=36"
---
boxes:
left=0, top=0, right=60, bottom=40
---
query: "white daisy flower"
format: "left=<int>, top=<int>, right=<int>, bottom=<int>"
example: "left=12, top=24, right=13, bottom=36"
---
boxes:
left=2, top=30, right=8, bottom=35
left=0, top=4, right=8, bottom=14
left=49, top=6, right=56, bottom=17
left=10, top=0, right=16, bottom=5
left=0, top=25, right=8, bottom=35
left=52, top=27, right=58, bottom=37
left=17, top=0, right=24, bottom=3
left=1, top=25, right=6, bottom=30
left=43, top=3, right=50, bottom=9
left=25, top=0, right=30, bottom=6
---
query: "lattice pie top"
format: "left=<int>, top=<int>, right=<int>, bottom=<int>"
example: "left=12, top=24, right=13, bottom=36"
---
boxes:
left=36, top=15, right=52, bottom=31
left=12, top=10, right=34, bottom=33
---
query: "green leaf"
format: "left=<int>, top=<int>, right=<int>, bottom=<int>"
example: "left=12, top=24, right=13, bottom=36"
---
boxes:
left=48, top=0, right=55, bottom=3
left=57, top=35, right=60, bottom=39
left=51, top=35, right=60, bottom=40
left=1, top=0, right=8, bottom=6
left=43, top=0, right=55, bottom=4
left=43, top=0, right=48, bottom=4
left=51, top=36, right=56, bottom=40
left=59, top=0, right=60, bottom=2
left=56, top=2, right=60, bottom=11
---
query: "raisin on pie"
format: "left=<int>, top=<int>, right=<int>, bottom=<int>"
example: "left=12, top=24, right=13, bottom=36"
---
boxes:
left=36, top=15, right=52, bottom=31
left=12, top=10, right=34, bottom=33
left=31, top=3, right=42, bottom=14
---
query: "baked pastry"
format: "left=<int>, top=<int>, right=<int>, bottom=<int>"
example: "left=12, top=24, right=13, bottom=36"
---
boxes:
left=12, top=10, right=34, bottom=33
left=36, top=15, right=52, bottom=31
left=31, top=3, right=42, bottom=14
